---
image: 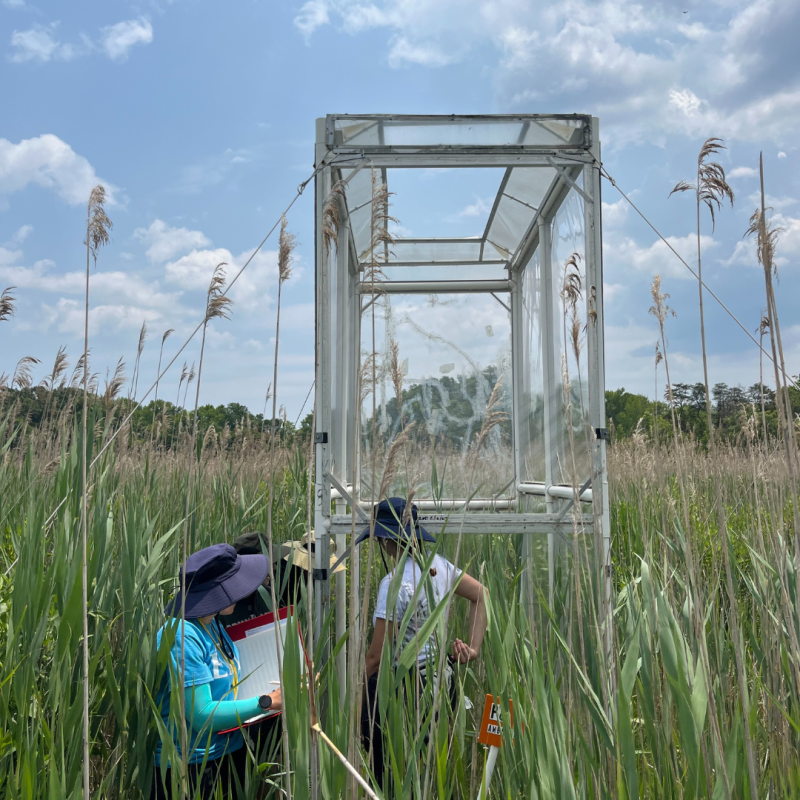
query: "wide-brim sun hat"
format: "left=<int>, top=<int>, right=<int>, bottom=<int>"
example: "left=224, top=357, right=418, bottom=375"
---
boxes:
left=355, top=497, right=436, bottom=546
left=284, top=532, right=346, bottom=574
left=165, top=543, right=269, bottom=619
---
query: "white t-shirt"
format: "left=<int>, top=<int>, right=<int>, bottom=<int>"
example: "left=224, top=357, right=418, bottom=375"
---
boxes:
left=373, top=553, right=462, bottom=667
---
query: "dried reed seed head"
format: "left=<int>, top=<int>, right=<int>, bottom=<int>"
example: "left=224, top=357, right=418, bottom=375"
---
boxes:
left=278, top=217, right=297, bottom=285
left=204, top=263, right=233, bottom=322
left=179, top=362, right=188, bottom=386
left=41, top=346, right=69, bottom=391
left=104, top=358, right=127, bottom=406
left=570, top=309, right=583, bottom=362
left=70, top=352, right=89, bottom=388
left=86, top=185, right=113, bottom=263
left=388, top=340, right=404, bottom=407
left=560, top=253, right=582, bottom=312
left=0, top=287, right=16, bottom=322
left=655, top=341, right=663, bottom=366
left=648, top=274, right=676, bottom=325
left=187, top=363, right=196, bottom=383
left=12, top=355, right=41, bottom=390
left=162, top=328, right=175, bottom=345
left=758, top=314, right=770, bottom=335
left=746, top=208, right=783, bottom=276
left=137, top=321, right=148, bottom=358
left=322, top=181, right=346, bottom=253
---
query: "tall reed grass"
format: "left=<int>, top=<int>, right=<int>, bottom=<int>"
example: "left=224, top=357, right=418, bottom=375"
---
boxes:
left=1, top=409, right=799, bottom=798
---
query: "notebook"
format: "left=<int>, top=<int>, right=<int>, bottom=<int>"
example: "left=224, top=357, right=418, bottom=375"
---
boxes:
left=218, top=608, right=292, bottom=731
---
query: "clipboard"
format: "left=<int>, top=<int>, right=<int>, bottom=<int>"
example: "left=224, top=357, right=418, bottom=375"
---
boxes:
left=218, top=608, right=292, bottom=732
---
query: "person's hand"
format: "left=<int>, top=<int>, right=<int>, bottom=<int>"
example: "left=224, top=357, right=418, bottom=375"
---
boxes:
left=452, top=638, right=479, bottom=664
left=268, top=688, right=282, bottom=712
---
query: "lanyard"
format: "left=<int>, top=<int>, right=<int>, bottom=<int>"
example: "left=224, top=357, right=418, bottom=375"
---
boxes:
left=199, top=620, right=239, bottom=699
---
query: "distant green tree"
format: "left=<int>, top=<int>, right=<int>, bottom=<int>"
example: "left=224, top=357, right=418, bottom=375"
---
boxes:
left=604, top=389, right=652, bottom=438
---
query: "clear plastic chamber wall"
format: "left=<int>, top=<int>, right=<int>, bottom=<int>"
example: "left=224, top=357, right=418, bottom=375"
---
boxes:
left=311, top=115, right=610, bottom=685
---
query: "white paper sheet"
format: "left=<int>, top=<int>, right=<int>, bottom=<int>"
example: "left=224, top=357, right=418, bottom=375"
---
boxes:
left=235, top=618, right=287, bottom=701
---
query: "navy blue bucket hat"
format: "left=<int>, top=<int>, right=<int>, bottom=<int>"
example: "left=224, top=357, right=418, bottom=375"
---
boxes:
left=165, top=543, right=268, bottom=619
left=355, top=497, right=436, bottom=546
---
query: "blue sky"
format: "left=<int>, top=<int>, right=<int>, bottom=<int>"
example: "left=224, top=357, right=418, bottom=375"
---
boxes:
left=1, top=0, right=798, bottom=419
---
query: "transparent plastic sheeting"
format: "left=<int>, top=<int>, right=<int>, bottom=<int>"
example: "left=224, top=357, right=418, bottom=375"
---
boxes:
left=330, top=116, right=587, bottom=149
left=339, top=166, right=564, bottom=272
left=516, top=183, right=591, bottom=508
left=358, top=291, right=513, bottom=503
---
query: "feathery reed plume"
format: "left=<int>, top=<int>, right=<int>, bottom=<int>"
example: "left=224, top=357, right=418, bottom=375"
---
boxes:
left=40, top=345, right=69, bottom=392
left=70, top=352, right=88, bottom=389
left=81, top=184, right=112, bottom=800
left=131, top=321, right=147, bottom=402
left=469, top=376, right=507, bottom=465
left=267, top=219, right=298, bottom=798
left=0, top=287, right=16, bottom=322
left=649, top=276, right=678, bottom=436
left=670, top=137, right=734, bottom=447
left=151, top=329, right=174, bottom=445
left=388, top=339, right=404, bottom=426
left=12, top=356, right=40, bottom=390
left=322, top=180, right=347, bottom=253
left=104, top=358, right=126, bottom=409
left=182, top=363, right=196, bottom=411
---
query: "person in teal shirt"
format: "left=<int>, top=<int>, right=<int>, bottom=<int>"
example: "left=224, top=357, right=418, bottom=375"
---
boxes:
left=152, top=543, right=283, bottom=800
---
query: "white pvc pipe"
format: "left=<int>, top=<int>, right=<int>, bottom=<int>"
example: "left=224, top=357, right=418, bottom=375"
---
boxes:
left=480, top=745, right=500, bottom=800
left=329, top=488, right=517, bottom=510
left=516, top=482, right=592, bottom=502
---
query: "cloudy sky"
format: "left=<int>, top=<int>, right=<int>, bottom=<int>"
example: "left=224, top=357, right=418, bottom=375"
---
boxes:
left=1, top=0, right=798, bottom=418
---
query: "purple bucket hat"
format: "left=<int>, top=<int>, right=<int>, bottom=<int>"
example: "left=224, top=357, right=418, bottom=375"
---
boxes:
left=165, top=543, right=268, bottom=619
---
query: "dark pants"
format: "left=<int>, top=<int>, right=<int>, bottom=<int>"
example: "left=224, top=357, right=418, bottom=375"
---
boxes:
left=151, top=718, right=282, bottom=800
left=361, top=666, right=456, bottom=791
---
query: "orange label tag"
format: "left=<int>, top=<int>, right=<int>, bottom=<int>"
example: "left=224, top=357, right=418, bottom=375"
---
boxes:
left=477, top=694, right=514, bottom=747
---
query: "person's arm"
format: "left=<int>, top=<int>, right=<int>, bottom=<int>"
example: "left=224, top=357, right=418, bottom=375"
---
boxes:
left=452, top=573, right=487, bottom=663
left=184, top=683, right=283, bottom=733
left=365, top=617, right=387, bottom=678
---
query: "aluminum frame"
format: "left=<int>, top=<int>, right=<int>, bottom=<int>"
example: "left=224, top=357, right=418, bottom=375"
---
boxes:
left=313, top=114, right=609, bottom=689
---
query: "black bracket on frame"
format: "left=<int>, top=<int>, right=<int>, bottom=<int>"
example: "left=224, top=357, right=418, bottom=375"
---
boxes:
left=314, top=432, right=328, bottom=444
left=313, top=568, right=328, bottom=581
left=594, top=427, right=610, bottom=441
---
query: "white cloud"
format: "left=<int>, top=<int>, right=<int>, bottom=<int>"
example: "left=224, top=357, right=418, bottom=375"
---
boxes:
left=608, top=231, right=717, bottom=281
left=729, top=166, right=757, bottom=179
left=134, top=219, right=211, bottom=263
left=292, top=0, right=800, bottom=145
left=778, top=151, right=787, bottom=158
left=165, top=245, right=294, bottom=312
left=0, top=134, right=117, bottom=205
left=295, top=0, right=330, bottom=39
left=0, top=246, right=22, bottom=266
left=602, top=198, right=628, bottom=227
left=3, top=0, right=30, bottom=7
left=388, top=37, right=455, bottom=67
left=457, top=197, right=492, bottom=218
left=9, top=18, right=152, bottom=64
left=100, top=18, right=153, bottom=62
left=9, top=25, right=77, bottom=62
left=38, top=297, right=163, bottom=337
left=0, top=257, right=182, bottom=316
left=5, top=225, right=33, bottom=246
left=746, top=191, right=797, bottom=210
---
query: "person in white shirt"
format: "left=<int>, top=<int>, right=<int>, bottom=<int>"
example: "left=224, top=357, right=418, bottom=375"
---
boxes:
left=357, top=497, right=487, bottom=789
